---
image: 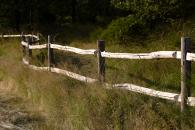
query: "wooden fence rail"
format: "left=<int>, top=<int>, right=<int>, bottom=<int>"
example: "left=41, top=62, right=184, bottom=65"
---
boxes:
left=2, top=34, right=39, bottom=40
left=20, top=40, right=195, bottom=61
left=22, top=58, right=97, bottom=83
left=2, top=34, right=195, bottom=111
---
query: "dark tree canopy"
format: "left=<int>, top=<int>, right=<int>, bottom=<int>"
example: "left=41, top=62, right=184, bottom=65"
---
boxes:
left=0, top=0, right=115, bottom=31
left=0, top=0, right=194, bottom=42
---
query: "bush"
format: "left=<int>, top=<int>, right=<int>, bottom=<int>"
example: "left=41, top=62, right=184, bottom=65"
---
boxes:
left=111, top=0, right=184, bottom=22
left=101, top=16, right=148, bottom=44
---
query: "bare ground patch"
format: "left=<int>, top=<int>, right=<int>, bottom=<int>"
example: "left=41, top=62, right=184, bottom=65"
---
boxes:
left=0, top=90, right=45, bottom=130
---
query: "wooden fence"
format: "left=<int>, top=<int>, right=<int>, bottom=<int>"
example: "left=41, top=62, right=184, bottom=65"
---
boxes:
left=2, top=34, right=195, bottom=112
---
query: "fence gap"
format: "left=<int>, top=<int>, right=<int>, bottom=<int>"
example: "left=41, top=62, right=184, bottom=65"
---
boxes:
left=181, top=37, right=191, bottom=112
left=97, top=40, right=105, bottom=82
left=48, top=35, right=51, bottom=71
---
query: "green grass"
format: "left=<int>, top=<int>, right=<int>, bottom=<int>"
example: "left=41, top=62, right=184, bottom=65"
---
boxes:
left=1, top=21, right=195, bottom=130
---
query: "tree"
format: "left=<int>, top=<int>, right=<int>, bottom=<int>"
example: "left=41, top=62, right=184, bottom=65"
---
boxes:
left=111, top=0, right=185, bottom=24
left=101, top=0, right=195, bottom=43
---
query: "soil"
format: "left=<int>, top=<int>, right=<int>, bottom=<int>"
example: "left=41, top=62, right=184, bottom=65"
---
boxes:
left=0, top=91, right=45, bottom=130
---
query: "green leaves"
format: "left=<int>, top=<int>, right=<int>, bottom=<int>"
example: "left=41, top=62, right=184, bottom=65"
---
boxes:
left=102, top=0, right=189, bottom=43
left=101, top=15, right=148, bottom=43
left=111, top=0, right=183, bottom=21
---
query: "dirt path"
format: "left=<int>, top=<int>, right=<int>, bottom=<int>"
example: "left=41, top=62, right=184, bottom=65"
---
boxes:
left=0, top=91, right=45, bottom=130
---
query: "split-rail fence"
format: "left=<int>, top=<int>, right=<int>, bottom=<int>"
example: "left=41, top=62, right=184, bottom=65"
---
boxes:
left=2, top=34, right=195, bottom=112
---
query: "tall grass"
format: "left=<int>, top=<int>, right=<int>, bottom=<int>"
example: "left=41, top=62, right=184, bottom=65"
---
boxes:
left=1, top=27, right=195, bottom=130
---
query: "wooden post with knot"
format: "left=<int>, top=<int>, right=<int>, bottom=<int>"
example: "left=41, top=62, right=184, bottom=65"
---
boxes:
left=181, top=37, right=191, bottom=112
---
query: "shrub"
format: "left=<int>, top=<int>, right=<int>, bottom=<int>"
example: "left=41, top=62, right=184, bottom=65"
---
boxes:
left=101, top=16, right=148, bottom=44
left=111, top=0, right=184, bottom=22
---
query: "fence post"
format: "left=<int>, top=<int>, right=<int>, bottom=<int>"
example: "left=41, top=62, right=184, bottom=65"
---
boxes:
left=21, top=33, right=26, bottom=58
left=48, top=35, right=54, bottom=71
left=37, top=33, right=40, bottom=45
left=48, top=35, right=51, bottom=71
left=26, top=37, right=30, bottom=63
left=181, top=37, right=191, bottom=112
left=26, top=37, right=32, bottom=64
left=29, top=36, right=32, bottom=57
left=97, top=40, right=105, bottom=82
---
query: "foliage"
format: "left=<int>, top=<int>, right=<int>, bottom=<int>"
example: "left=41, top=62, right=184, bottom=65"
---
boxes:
left=101, top=16, right=148, bottom=43
left=0, top=0, right=113, bottom=31
left=100, top=0, right=195, bottom=43
left=111, top=0, right=184, bottom=22
left=0, top=0, right=195, bottom=43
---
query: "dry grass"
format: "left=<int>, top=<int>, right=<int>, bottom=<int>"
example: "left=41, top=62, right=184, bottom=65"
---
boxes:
left=1, top=33, right=195, bottom=130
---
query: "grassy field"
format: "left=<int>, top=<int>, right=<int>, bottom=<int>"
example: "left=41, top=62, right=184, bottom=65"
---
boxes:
left=1, top=21, right=195, bottom=129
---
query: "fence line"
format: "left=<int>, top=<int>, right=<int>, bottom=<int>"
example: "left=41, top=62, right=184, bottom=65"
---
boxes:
left=20, top=40, right=195, bottom=61
left=2, top=34, right=195, bottom=111
left=22, top=59, right=195, bottom=107
left=2, top=34, right=39, bottom=40
left=21, top=41, right=47, bottom=50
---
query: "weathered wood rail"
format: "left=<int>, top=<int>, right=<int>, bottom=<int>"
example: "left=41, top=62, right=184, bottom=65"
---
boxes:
left=22, top=58, right=97, bottom=83
left=2, top=34, right=195, bottom=111
left=20, top=42, right=195, bottom=61
left=2, top=34, right=39, bottom=40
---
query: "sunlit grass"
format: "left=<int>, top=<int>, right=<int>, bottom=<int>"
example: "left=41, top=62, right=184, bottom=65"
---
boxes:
left=1, top=27, right=195, bottom=130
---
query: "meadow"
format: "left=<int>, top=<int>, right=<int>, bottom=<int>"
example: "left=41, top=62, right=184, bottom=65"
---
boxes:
left=1, top=24, right=195, bottom=129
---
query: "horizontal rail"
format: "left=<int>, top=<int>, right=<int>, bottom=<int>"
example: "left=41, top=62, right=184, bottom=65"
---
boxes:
left=112, top=83, right=195, bottom=106
left=102, top=51, right=195, bottom=61
left=22, top=58, right=97, bottom=83
left=21, top=41, right=47, bottom=50
left=29, top=44, right=47, bottom=50
left=2, top=34, right=39, bottom=40
left=51, top=68, right=97, bottom=83
left=22, top=58, right=48, bottom=71
left=21, top=41, right=28, bottom=46
left=4, top=34, right=195, bottom=61
left=51, top=44, right=96, bottom=55
left=102, top=51, right=181, bottom=59
left=21, top=42, right=195, bottom=61
left=187, top=53, right=195, bottom=61
left=23, top=58, right=195, bottom=106
left=21, top=42, right=96, bottom=54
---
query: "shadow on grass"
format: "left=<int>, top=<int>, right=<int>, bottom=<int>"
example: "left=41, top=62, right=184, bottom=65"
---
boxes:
left=127, top=73, right=179, bottom=92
